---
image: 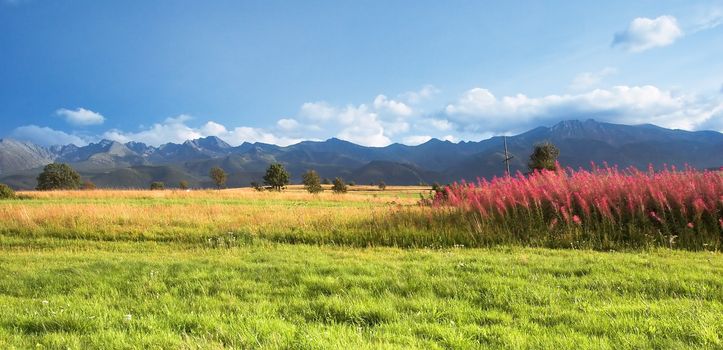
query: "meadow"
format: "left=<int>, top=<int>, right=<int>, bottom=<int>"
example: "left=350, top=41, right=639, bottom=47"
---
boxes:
left=0, top=180, right=721, bottom=348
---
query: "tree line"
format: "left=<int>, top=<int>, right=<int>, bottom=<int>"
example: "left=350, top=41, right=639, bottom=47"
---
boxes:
left=17, top=142, right=560, bottom=193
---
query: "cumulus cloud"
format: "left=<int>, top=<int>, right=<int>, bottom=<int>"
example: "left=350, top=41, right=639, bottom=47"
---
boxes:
left=276, top=118, right=299, bottom=131
left=102, top=115, right=302, bottom=147
left=11, top=125, right=88, bottom=146
left=56, top=107, right=105, bottom=126
left=373, top=95, right=413, bottom=116
left=444, top=85, right=723, bottom=134
left=402, top=135, right=432, bottom=145
left=613, top=15, right=682, bottom=52
left=400, top=85, right=440, bottom=104
left=569, top=67, right=617, bottom=91
left=10, top=84, right=722, bottom=149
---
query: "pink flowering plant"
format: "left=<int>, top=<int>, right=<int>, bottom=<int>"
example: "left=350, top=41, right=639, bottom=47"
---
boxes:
left=424, top=164, right=722, bottom=250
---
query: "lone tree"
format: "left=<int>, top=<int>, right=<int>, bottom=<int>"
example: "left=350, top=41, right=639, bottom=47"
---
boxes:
left=331, top=177, right=348, bottom=194
left=150, top=182, right=165, bottom=190
left=0, top=183, right=15, bottom=199
left=528, top=142, right=560, bottom=172
left=378, top=181, right=387, bottom=191
left=36, top=163, right=81, bottom=191
left=179, top=180, right=189, bottom=190
left=302, top=170, right=323, bottom=194
left=209, top=166, right=227, bottom=189
left=263, top=163, right=290, bottom=191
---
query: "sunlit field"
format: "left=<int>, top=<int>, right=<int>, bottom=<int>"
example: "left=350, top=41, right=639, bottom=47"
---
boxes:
left=1, top=183, right=722, bottom=348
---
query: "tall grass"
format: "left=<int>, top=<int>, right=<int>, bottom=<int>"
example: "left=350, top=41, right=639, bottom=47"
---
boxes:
left=423, top=165, right=722, bottom=250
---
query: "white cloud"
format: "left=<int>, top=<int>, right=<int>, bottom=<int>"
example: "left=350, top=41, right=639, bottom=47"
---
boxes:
left=373, top=95, right=413, bottom=116
left=691, top=8, right=723, bottom=32
left=445, top=85, right=723, bottom=133
left=101, top=114, right=302, bottom=147
left=199, top=121, right=228, bottom=136
left=300, top=102, right=336, bottom=121
left=276, top=118, right=299, bottom=131
left=427, top=118, right=454, bottom=131
left=56, top=107, right=105, bottom=126
left=11, top=125, right=88, bottom=146
left=613, top=15, right=683, bottom=52
left=402, top=135, right=432, bottom=145
left=400, top=85, right=440, bottom=104
left=569, top=67, right=617, bottom=91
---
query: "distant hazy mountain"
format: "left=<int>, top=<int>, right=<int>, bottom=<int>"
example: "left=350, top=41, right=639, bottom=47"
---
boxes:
left=1, top=120, right=721, bottom=189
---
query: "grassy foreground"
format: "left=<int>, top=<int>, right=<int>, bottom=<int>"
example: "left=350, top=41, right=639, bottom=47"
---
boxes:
left=1, top=240, right=721, bottom=349
left=0, top=187, right=721, bottom=349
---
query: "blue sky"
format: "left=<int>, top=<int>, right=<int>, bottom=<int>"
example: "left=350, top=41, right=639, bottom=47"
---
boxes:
left=1, top=0, right=722, bottom=147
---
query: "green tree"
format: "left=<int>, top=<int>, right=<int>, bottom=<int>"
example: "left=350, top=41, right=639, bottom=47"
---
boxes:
left=179, top=180, right=189, bottom=190
left=331, top=177, right=348, bottom=194
left=36, top=163, right=81, bottom=191
left=0, top=183, right=15, bottom=199
left=302, top=170, right=323, bottom=194
left=528, top=142, right=560, bottom=172
left=209, top=166, right=227, bottom=189
left=263, top=163, right=290, bottom=191
left=150, top=182, right=165, bottom=190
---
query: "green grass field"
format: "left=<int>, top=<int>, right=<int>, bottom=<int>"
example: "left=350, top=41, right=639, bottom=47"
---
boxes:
left=1, top=187, right=721, bottom=349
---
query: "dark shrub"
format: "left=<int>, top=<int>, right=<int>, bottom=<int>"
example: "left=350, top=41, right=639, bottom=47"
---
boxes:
left=0, top=183, right=15, bottom=199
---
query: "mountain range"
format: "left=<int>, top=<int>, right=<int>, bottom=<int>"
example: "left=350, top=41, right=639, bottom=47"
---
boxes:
left=1, top=119, right=721, bottom=189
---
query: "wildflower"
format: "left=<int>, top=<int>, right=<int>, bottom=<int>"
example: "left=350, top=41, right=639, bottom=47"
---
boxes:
left=549, top=218, right=558, bottom=229
left=41, top=300, right=49, bottom=306
left=124, top=314, right=132, bottom=322
left=686, top=222, right=694, bottom=229
left=572, top=215, right=582, bottom=225
left=649, top=211, right=662, bottom=223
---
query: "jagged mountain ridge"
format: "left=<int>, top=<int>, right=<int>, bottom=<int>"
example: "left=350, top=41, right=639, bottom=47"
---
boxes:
left=0, top=120, right=721, bottom=189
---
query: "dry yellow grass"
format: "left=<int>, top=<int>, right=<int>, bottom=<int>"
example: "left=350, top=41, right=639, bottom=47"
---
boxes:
left=1, top=187, right=428, bottom=243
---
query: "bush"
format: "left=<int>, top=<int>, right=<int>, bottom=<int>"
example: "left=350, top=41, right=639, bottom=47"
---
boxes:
left=150, top=182, right=165, bottom=190
left=0, top=183, right=15, bottom=199
left=179, top=180, right=189, bottom=190
left=322, top=178, right=331, bottom=185
left=302, top=170, right=323, bottom=194
left=378, top=181, right=386, bottom=191
left=250, top=181, right=264, bottom=191
left=331, top=178, right=348, bottom=194
left=81, top=180, right=97, bottom=190
left=36, top=163, right=82, bottom=191
left=348, top=181, right=356, bottom=186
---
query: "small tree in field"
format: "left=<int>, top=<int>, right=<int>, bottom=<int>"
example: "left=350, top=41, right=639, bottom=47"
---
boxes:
left=528, top=142, right=560, bottom=172
left=81, top=180, right=96, bottom=190
left=302, top=170, right=323, bottom=194
left=209, top=166, right=227, bottom=189
left=179, top=180, right=189, bottom=190
left=331, top=177, right=348, bottom=194
left=150, top=182, right=165, bottom=190
left=36, top=163, right=81, bottom=191
left=378, top=181, right=387, bottom=191
left=263, top=163, right=289, bottom=191
left=0, top=183, right=15, bottom=199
